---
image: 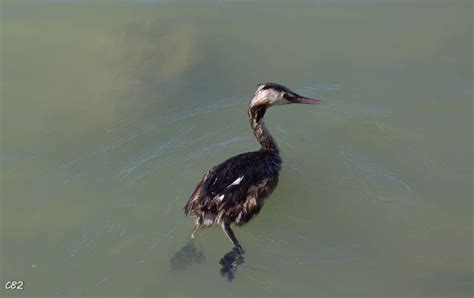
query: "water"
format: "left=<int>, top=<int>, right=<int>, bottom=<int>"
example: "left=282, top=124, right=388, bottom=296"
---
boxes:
left=1, top=0, right=472, bottom=296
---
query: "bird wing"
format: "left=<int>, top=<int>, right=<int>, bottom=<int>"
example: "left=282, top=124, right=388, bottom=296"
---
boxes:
left=184, top=151, right=280, bottom=216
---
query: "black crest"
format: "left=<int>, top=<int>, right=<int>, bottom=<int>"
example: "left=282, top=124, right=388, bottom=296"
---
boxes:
left=258, top=82, right=290, bottom=93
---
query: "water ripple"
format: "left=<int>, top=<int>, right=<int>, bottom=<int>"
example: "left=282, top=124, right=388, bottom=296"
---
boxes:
left=340, top=144, right=413, bottom=202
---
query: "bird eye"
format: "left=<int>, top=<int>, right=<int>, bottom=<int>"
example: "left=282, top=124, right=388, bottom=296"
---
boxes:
left=282, top=93, right=289, bottom=99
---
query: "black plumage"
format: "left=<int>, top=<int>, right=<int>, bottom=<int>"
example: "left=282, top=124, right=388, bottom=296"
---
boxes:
left=184, top=150, right=281, bottom=227
left=175, top=82, right=320, bottom=281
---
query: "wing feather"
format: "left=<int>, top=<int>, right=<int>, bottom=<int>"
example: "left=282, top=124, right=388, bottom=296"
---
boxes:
left=184, top=151, right=281, bottom=220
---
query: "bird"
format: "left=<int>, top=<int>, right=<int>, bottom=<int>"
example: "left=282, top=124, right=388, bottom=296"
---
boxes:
left=177, top=82, right=320, bottom=280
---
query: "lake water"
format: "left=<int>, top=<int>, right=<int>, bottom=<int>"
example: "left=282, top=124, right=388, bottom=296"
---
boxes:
left=1, top=0, right=472, bottom=296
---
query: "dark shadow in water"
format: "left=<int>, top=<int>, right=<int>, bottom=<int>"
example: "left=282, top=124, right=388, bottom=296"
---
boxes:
left=170, top=241, right=245, bottom=282
left=170, top=241, right=205, bottom=271
left=219, top=246, right=245, bottom=282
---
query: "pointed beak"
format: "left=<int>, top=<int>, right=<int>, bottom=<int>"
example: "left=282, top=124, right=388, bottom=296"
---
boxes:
left=289, top=94, right=321, bottom=105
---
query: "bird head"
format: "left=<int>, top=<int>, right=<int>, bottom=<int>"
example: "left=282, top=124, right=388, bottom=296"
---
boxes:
left=250, top=82, right=321, bottom=108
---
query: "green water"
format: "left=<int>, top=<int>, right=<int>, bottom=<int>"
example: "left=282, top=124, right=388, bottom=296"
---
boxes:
left=1, top=0, right=472, bottom=296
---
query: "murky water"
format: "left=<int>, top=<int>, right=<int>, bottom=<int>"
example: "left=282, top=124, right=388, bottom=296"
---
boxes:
left=1, top=0, right=472, bottom=296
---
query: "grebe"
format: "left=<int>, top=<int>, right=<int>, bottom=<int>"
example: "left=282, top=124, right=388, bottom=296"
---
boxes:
left=176, top=83, right=320, bottom=280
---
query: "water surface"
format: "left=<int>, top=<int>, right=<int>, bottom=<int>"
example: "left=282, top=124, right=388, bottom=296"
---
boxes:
left=1, top=0, right=472, bottom=296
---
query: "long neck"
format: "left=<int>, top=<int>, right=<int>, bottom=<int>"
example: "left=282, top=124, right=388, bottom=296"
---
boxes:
left=248, top=105, right=279, bottom=153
